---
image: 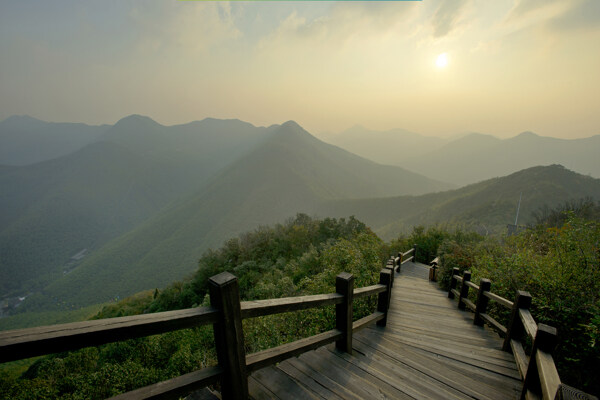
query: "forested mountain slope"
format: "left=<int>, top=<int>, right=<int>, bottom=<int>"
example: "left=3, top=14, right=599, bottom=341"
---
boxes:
left=317, top=165, right=600, bottom=239
left=23, top=121, right=450, bottom=309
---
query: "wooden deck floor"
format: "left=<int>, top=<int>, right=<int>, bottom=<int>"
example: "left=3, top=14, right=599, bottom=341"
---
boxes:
left=249, top=262, right=522, bottom=399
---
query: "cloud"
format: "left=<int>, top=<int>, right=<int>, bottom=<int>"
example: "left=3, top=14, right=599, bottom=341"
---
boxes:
left=128, top=3, right=242, bottom=58
left=430, top=0, right=468, bottom=38
left=505, top=0, right=600, bottom=33
left=549, top=0, right=600, bottom=31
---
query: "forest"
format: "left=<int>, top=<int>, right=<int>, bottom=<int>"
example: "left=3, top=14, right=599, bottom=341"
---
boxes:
left=1, top=201, right=598, bottom=398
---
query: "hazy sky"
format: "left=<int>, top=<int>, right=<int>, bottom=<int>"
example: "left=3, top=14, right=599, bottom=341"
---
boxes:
left=1, top=1, right=599, bottom=139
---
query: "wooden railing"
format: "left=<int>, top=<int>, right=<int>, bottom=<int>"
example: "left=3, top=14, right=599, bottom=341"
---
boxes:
left=445, top=267, right=596, bottom=400
left=0, top=248, right=412, bottom=400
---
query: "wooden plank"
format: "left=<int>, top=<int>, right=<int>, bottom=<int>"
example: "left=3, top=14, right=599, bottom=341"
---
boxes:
left=251, top=365, right=320, bottom=400
left=359, top=327, right=520, bottom=376
left=321, top=346, right=450, bottom=400
left=484, top=291, right=514, bottom=309
left=248, top=376, right=279, bottom=400
left=450, top=288, right=460, bottom=299
left=463, top=298, right=476, bottom=312
left=465, top=281, right=479, bottom=290
left=353, top=334, right=520, bottom=400
left=285, top=357, right=364, bottom=400
left=374, top=324, right=515, bottom=362
left=353, top=284, right=386, bottom=299
left=480, top=313, right=507, bottom=336
left=352, top=312, right=384, bottom=333
left=246, top=329, right=342, bottom=372
left=277, top=361, right=345, bottom=400
left=503, top=291, right=531, bottom=352
left=306, top=347, right=413, bottom=399
left=519, top=309, right=538, bottom=339
left=380, top=321, right=504, bottom=350
left=109, top=366, right=222, bottom=400
left=298, top=350, right=388, bottom=399
left=240, top=293, right=343, bottom=319
left=361, top=329, right=519, bottom=384
left=510, top=339, right=529, bottom=379
left=0, top=306, right=218, bottom=363
left=537, top=351, right=561, bottom=400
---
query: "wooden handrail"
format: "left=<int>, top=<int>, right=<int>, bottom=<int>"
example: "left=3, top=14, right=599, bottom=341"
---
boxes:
left=246, top=329, right=343, bottom=373
left=240, top=293, right=343, bottom=319
left=402, top=248, right=414, bottom=257
left=443, top=268, right=596, bottom=399
left=0, top=248, right=409, bottom=400
left=401, top=255, right=414, bottom=264
left=0, top=306, right=219, bottom=364
left=484, top=290, right=514, bottom=309
left=354, top=284, right=387, bottom=299
left=109, top=366, right=223, bottom=400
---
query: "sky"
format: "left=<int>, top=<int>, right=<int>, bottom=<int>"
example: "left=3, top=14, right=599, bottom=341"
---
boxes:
left=0, top=0, right=599, bottom=139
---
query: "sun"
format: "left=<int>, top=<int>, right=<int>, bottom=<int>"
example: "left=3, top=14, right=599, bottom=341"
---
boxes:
left=436, top=53, right=448, bottom=68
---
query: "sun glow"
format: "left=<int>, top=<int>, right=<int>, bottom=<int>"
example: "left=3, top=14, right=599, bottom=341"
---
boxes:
left=436, top=53, right=448, bottom=68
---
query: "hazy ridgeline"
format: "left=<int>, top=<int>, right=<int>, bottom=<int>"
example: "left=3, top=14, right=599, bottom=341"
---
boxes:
left=1, top=115, right=599, bottom=317
left=319, top=126, right=600, bottom=186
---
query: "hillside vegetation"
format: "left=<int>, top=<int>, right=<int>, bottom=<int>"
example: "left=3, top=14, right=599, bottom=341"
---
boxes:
left=1, top=215, right=390, bottom=399
left=2, top=205, right=599, bottom=396
left=3, top=116, right=449, bottom=312
left=319, top=165, right=600, bottom=239
left=408, top=201, right=600, bottom=395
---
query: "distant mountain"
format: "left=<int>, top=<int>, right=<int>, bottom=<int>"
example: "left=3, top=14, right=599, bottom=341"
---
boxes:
left=321, top=126, right=600, bottom=186
left=0, top=115, right=271, bottom=300
left=317, top=125, right=448, bottom=166
left=317, top=165, right=600, bottom=240
left=0, top=116, right=109, bottom=165
left=5, top=117, right=450, bottom=311
left=20, top=121, right=451, bottom=309
left=395, top=132, right=600, bottom=186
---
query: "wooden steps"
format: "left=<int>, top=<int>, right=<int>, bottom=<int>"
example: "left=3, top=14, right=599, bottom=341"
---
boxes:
left=249, top=262, right=521, bottom=399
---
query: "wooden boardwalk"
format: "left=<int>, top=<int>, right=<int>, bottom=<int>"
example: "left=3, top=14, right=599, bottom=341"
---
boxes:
left=249, top=262, right=522, bottom=399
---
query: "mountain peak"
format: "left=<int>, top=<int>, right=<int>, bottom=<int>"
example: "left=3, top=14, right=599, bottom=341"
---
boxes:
left=2, top=115, right=46, bottom=129
left=273, top=120, right=312, bottom=138
left=280, top=120, right=303, bottom=130
left=114, top=114, right=161, bottom=128
left=514, top=131, right=539, bottom=139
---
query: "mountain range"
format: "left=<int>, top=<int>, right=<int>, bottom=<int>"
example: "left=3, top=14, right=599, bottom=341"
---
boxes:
left=0, top=115, right=450, bottom=310
left=319, top=126, right=600, bottom=186
left=2, top=115, right=599, bottom=313
left=317, top=164, right=600, bottom=239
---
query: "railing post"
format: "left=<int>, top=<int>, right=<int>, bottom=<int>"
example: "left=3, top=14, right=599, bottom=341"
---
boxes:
left=397, top=252, right=403, bottom=273
left=503, top=290, right=532, bottom=352
left=377, top=269, right=392, bottom=327
left=336, top=272, right=354, bottom=354
left=474, top=278, right=491, bottom=326
left=448, top=267, right=460, bottom=299
left=428, top=259, right=438, bottom=282
left=413, top=244, right=418, bottom=263
left=208, top=272, right=248, bottom=400
left=521, top=324, right=558, bottom=400
left=386, top=258, right=395, bottom=288
left=458, top=271, right=471, bottom=310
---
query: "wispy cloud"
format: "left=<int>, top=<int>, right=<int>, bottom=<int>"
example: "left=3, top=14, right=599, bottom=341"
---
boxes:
left=430, top=0, right=469, bottom=38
